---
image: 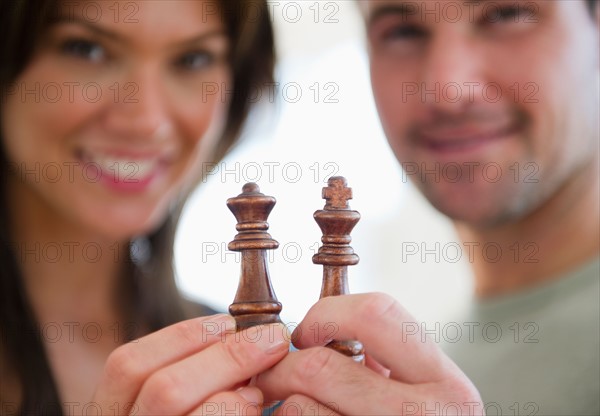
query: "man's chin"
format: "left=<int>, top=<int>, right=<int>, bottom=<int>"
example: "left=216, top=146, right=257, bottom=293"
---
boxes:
left=422, top=188, right=522, bottom=229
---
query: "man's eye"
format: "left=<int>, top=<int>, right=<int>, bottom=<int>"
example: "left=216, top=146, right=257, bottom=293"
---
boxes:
left=60, top=38, right=105, bottom=62
left=383, top=25, right=427, bottom=41
left=176, top=51, right=214, bottom=71
left=481, top=5, right=525, bottom=25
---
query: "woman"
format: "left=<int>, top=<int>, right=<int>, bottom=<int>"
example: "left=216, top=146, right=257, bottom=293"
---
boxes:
left=1, top=1, right=287, bottom=414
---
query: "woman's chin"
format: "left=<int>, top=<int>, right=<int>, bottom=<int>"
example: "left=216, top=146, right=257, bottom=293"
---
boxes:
left=80, top=204, right=170, bottom=242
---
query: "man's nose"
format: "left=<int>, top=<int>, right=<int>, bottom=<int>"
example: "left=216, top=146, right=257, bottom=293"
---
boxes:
left=420, top=31, right=487, bottom=113
left=102, top=66, right=172, bottom=140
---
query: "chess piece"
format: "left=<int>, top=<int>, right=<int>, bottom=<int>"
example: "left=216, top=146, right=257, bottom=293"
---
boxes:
left=227, top=183, right=283, bottom=330
left=313, top=176, right=365, bottom=363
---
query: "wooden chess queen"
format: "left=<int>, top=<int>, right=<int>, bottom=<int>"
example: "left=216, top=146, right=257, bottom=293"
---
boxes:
left=227, top=177, right=364, bottom=362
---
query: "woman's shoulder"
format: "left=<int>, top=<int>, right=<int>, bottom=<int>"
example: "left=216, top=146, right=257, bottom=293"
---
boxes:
left=180, top=296, right=224, bottom=319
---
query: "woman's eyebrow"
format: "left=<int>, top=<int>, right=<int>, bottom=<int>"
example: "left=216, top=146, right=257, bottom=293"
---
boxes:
left=173, top=30, right=229, bottom=48
left=50, top=16, right=227, bottom=47
left=50, top=15, right=127, bottom=43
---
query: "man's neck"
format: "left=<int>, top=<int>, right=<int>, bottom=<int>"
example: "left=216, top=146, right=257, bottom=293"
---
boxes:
left=456, top=160, right=600, bottom=299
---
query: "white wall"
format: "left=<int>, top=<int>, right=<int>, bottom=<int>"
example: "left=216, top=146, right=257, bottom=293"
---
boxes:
left=175, top=1, right=474, bottom=326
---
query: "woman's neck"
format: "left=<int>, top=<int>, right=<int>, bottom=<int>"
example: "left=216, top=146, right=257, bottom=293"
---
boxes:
left=7, top=174, right=129, bottom=325
left=4, top=174, right=146, bottom=407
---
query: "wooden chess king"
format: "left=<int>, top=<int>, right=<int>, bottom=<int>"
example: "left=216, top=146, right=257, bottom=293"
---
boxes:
left=227, top=177, right=364, bottom=362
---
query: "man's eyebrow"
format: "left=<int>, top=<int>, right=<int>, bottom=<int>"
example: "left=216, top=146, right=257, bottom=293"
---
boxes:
left=367, top=0, right=493, bottom=26
left=49, top=16, right=227, bottom=47
left=367, top=3, right=421, bottom=27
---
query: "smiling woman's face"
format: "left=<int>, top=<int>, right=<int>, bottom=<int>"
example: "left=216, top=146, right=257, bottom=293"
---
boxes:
left=1, top=0, right=231, bottom=239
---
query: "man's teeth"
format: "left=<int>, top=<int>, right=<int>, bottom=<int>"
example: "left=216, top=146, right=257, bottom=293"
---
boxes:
left=441, top=139, right=480, bottom=149
left=86, top=154, right=160, bottom=181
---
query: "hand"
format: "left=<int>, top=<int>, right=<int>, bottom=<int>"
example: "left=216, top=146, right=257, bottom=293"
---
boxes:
left=91, top=314, right=289, bottom=415
left=255, top=294, right=483, bottom=416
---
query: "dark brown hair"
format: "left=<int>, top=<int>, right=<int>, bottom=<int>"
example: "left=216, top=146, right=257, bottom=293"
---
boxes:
left=0, top=1, right=274, bottom=414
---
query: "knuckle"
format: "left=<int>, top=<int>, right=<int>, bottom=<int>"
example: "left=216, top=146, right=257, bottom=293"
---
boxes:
left=199, top=391, right=230, bottom=410
left=291, top=347, right=338, bottom=385
left=357, top=292, right=405, bottom=322
left=220, top=338, right=255, bottom=370
left=283, top=394, right=338, bottom=416
left=202, top=391, right=261, bottom=413
left=173, top=319, right=199, bottom=346
left=104, top=344, right=142, bottom=384
left=205, top=391, right=232, bottom=403
left=381, top=384, right=409, bottom=415
left=450, top=376, right=483, bottom=406
left=281, top=394, right=313, bottom=413
left=437, top=375, right=484, bottom=414
left=141, top=371, right=183, bottom=412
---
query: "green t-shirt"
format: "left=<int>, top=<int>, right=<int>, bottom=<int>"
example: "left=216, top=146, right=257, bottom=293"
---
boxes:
left=443, top=258, right=600, bottom=416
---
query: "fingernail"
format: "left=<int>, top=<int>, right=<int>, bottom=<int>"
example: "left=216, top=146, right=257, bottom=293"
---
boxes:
left=246, top=323, right=290, bottom=354
left=236, top=386, right=263, bottom=404
left=291, top=327, right=301, bottom=344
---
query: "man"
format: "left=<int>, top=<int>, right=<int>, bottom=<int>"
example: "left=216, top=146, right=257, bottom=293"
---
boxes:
left=361, top=0, right=599, bottom=414
left=222, top=2, right=598, bottom=414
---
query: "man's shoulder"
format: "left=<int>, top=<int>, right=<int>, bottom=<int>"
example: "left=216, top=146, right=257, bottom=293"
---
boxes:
left=443, top=257, right=600, bottom=416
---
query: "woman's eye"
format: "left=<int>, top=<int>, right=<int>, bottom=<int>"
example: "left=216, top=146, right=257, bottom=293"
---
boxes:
left=176, top=51, right=214, bottom=71
left=60, top=38, right=105, bottom=62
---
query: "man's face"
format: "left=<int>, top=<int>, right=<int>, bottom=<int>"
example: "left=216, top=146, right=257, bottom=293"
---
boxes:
left=364, top=0, right=599, bottom=228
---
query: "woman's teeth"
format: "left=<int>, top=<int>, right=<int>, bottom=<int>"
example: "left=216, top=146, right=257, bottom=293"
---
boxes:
left=83, top=152, right=161, bottom=181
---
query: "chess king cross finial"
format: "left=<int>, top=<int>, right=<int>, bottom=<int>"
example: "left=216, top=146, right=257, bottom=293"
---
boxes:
left=313, top=176, right=365, bottom=363
left=323, top=177, right=352, bottom=210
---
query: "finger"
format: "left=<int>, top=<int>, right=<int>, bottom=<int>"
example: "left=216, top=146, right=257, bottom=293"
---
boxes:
left=274, top=394, right=341, bottom=416
left=135, top=323, right=289, bottom=415
left=236, top=386, right=264, bottom=405
left=292, top=293, right=458, bottom=383
left=256, top=346, right=419, bottom=416
left=257, top=347, right=483, bottom=416
left=364, top=353, right=390, bottom=378
left=93, top=314, right=235, bottom=410
left=188, top=388, right=263, bottom=416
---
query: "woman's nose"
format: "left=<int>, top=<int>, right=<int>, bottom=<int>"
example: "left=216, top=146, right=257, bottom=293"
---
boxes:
left=101, top=66, right=172, bottom=141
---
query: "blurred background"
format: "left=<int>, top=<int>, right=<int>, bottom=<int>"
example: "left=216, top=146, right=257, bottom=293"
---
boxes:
left=175, top=1, right=474, bottom=325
